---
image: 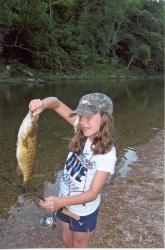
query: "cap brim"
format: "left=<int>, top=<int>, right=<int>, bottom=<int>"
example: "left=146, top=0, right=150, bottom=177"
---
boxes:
left=69, top=111, right=77, bottom=117
left=69, top=109, right=97, bottom=117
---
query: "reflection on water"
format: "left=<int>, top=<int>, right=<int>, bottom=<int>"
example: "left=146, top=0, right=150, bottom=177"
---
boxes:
left=116, top=148, right=138, bottom=178
left=0, top=78, right=164, bottom=247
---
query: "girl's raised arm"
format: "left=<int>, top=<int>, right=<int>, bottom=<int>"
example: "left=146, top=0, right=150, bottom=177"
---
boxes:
left=29, top=96, right=76, bottom=126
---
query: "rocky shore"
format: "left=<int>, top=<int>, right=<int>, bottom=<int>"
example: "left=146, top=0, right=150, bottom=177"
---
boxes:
left=90, top=129, right=164, bottom=248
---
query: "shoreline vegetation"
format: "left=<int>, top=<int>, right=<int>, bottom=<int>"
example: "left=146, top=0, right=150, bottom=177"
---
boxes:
left=0, top=63, right=164, bottom=85
left=0, top=1, right=164, bottom=85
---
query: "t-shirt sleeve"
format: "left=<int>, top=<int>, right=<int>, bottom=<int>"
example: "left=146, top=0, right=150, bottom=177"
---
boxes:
left=96, top=146, right=117, bottom=174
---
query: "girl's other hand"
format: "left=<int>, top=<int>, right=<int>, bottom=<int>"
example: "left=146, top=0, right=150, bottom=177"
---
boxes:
left=29, top=99, right=44, bottom=117
left=39, top=196, right=64, bottom=213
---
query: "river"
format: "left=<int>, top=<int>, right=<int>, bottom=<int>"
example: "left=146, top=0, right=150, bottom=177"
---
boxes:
left=0, top=78, right=164, bottom=248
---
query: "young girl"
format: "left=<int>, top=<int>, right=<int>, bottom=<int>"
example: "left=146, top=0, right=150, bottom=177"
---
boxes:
left=29, top=93, right=117, bottom=248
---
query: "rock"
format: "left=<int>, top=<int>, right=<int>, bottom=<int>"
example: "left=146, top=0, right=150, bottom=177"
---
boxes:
left=36, top=79, right=46, bottom=84
left=22, top=69, right=34, bottom=77
left=25, top=78, right=46, bottom=86
left=0, top=65, right=11, bottom=79
left=25, top=78, right=36, bottom=87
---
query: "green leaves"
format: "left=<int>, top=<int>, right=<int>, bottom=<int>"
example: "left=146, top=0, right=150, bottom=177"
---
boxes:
left=0, top=0, right=164, bottom=73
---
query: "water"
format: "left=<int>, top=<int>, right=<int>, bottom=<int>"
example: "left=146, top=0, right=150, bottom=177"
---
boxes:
left=116, top=147, right=139, bottom=178
left=0, top=78, right=164, bottom=248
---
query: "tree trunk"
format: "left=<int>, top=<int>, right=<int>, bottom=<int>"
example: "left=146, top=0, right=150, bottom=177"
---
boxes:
left=49, top=0, right=52, bottom=18
left=127, top=56, right=134, bottom=69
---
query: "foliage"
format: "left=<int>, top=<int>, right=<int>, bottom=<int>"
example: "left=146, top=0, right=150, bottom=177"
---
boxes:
left=0, top=0, right=164, bottom=73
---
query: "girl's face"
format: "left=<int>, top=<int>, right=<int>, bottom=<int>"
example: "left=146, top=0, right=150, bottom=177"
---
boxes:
left=79, top=113, right=102, bottom=140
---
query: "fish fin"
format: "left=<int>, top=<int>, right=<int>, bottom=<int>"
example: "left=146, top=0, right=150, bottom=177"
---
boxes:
left=16, top=165, right=22, bottom=175
left=22, top=180, right=37, bottom=194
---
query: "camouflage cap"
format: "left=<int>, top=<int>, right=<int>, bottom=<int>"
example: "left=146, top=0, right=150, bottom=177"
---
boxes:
left=70, top=93, right=113, bottom=117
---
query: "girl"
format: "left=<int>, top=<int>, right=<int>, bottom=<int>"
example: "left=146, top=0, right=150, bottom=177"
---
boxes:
left=29, top=93, right=117, bottom=248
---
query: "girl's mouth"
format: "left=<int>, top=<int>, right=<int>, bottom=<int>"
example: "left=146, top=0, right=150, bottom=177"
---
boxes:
left=81, top=127, right=89, bottom=132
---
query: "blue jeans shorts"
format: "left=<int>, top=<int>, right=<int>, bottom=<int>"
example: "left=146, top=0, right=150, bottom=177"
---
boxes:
left=56, top=207, right=99, bottom=232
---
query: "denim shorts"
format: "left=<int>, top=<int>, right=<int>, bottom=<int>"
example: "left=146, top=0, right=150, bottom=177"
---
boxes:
left=56, top=207, right=99, bottom=232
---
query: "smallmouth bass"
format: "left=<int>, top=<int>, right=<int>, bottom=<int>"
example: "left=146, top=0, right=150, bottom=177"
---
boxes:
left=16, top=111, right=39, bottom=186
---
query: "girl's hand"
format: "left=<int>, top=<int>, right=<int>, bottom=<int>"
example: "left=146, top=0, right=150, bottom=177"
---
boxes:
left=29, top=99, right=44, bottom=117
left=39, top=196, right=64, bottom=213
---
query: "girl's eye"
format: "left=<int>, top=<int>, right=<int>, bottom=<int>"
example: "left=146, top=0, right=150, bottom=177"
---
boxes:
left=87, top=116, right=93, bottom=121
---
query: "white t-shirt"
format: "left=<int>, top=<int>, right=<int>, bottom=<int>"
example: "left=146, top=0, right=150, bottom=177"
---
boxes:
left=59, top=138, right=117, bottom=216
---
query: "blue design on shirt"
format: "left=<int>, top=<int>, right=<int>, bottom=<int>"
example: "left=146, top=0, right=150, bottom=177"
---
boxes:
left=66, top=153, right=88, bottom=182
left=60, top=151, right=96, bottom=194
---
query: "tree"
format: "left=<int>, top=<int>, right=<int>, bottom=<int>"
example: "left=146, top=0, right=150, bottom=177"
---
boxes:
left=0, top=0, right=164, bottom=73
left=0, top=2, right=12, bottom=54
left=127, top=43, right=151, bottom=69
left=116, top=0, right=164, bottom=71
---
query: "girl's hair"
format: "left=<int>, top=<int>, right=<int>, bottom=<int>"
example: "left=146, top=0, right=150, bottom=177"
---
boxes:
left=69, top=112, right=114, bottom=155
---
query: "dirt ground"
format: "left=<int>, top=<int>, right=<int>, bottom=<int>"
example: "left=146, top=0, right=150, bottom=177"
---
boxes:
left=89, top=129, right=164, bottom=248
left=0, top=130, right=164, bottom=248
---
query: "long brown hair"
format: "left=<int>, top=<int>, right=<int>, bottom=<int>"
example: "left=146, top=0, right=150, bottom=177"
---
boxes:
left=69, top=112, right=114, bottom=155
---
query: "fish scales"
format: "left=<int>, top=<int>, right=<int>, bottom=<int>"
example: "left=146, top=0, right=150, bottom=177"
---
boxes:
left=16, top=111, right=39, bottom=185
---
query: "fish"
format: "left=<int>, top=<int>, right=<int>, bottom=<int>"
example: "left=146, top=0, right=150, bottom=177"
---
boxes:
left=16, top=111, right=39, bottom=187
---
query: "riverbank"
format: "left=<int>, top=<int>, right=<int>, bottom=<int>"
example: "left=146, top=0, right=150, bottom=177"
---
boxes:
left=0, top=63, right=164, bottom=85
left=90, top=129, right=164, bottom=248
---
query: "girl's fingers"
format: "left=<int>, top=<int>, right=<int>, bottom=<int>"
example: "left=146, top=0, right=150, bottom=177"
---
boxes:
left=29, top=99, right=43, bottom=117
left=29, top=99, right=41, bottom=109
left=39, top=200, right=55, bottom=212
left=33, top=109, right=40, bottom=116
